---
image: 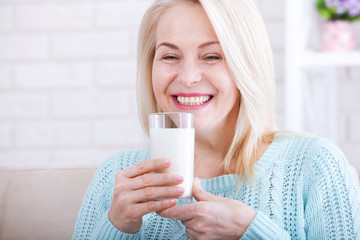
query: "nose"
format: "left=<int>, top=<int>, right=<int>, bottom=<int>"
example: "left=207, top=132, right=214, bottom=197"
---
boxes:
left=177, top=60, right=202, bottom=87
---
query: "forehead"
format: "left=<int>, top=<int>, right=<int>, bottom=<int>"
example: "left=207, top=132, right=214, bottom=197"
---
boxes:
left=156, top=2, right=218, bottom=42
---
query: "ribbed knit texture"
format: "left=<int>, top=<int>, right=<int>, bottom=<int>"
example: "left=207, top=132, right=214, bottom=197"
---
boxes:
left=72, top=135, right=360, bottom=239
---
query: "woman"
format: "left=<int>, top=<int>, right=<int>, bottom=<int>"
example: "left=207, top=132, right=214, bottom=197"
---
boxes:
left=72, top=0, right=360, bottom=239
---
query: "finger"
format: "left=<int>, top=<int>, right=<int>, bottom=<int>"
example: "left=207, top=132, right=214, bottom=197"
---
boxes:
left=137, top=198, right=179, bottom=216
left=122, top=158, right=171, bottom=178
left=140, top=185, right=185, bottom=202
left=192, top=178, right=220, bottom=202
left=132, top=173, right=184, bottom=190
left=122, top=185, right=185, bottom=203
left=157, top=203, right=194, bottom=221
left=185, top=228, right=197, bottom=240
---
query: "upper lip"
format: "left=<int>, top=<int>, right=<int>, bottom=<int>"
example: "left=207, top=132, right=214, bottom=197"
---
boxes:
left=172, top=93, right=213, bottom=97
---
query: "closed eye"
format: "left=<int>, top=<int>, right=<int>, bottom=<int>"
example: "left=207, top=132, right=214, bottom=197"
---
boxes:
left=163, top=55, right=178, bottom=61
left=203, top=54, right=223, bottom=63
left=205, top=55, right=221, bottom=60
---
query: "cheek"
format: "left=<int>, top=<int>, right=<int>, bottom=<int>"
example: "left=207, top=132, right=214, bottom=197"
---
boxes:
left=215, top=72, right=237, bottom=94
left=152, top=69, right=172, bottom=107
left=152, top=65, right=177, bottom=94
left=151, top=65, right=164, bottom=97
left=217, top=75, right=239, bottom=104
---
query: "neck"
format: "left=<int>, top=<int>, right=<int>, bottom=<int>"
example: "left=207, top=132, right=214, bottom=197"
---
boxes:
left=194, top=116, right=237, bottom=179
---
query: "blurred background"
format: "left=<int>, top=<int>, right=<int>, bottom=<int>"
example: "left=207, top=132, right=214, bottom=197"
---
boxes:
left=0, top=0, right=359, bottom=172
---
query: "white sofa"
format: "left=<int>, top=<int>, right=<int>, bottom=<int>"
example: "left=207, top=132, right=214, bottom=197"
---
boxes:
left=0, top=166, right=359, bottom=240
left=0, top=167, right=96, bottom=240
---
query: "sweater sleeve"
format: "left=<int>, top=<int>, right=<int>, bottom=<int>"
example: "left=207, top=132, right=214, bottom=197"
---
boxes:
left=240, top=211, right=291, bottom=240
left=72, top=152, right=146, bottom=240
left=304, top=139, right=360, bottom=240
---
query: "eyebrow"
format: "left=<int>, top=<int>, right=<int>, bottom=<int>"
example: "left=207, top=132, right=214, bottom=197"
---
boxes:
left=156, top=41, right=220, bottom=50
left=198, top=41, right=220, bottom=49
left=156, top=42, right=178, bottom=50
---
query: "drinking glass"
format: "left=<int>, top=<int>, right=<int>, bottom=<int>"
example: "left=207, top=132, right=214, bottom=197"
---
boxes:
left=149, top=112, right=195, bottom=200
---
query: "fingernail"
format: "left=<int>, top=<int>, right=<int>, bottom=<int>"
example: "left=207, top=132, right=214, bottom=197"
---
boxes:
left=195, top=178, right=202, bottom=187
left=175, top=186, right=184, bottom=194
left=167, top=199, right=177, bottom=204
left=196, top=177, right=201, bottom=185
left=174, top=175, right=184, bottom=183
left=163, top=158, right=171, bottom=166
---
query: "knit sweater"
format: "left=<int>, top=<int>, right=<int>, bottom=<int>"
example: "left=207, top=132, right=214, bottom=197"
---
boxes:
left=72, top=134, right=360, bottom=240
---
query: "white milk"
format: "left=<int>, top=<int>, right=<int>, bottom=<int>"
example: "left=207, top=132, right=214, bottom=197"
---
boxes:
left=150, top=128, right=195, bottom=199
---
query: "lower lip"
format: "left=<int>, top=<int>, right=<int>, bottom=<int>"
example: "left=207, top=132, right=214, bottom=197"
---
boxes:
left=172, top=97, right=213, bottom=110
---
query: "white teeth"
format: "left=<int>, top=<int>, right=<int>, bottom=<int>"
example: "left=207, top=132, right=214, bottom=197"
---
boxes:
left=176, top=96, right=211, bottom=105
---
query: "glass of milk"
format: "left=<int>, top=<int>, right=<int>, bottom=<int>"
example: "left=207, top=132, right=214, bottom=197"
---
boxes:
left=149, top=112, right=195, bottom=200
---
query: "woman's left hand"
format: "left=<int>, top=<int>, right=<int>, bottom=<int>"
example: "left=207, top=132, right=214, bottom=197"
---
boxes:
left=156, top=178, right=256, bottom=240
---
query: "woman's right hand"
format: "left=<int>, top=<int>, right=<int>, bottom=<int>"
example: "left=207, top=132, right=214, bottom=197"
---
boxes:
left=108, top=158, right=184, bottom=233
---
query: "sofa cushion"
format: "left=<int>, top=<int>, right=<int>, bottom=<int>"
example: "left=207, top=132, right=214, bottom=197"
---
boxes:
left=0, top=168, right=96, bottom=240
left=0, top=166, right=358, bottom=240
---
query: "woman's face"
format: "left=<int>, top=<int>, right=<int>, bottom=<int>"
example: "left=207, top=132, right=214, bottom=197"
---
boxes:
left=152, top=2, right=239, bottom=134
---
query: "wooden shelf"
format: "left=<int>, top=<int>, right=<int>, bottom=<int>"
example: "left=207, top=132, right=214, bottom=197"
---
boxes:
left=301, top=50, right=360, bottom=67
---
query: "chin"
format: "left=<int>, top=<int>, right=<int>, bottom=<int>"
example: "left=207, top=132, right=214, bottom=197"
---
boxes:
left=194, top=121, right=209, bottom=134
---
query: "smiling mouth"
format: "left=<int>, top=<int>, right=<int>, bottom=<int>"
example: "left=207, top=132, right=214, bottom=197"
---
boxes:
left=174, top=95, right=213, bottom=106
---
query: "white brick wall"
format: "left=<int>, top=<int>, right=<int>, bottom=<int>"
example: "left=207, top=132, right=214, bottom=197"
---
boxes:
left=0, top=93, right=48, bottom=117
left=95, top=60, right=137, bottom=86
left=0, top=0, right=359, bottom=172
left=0, top=35, right=49, bottom=59
left=15, top=63, right=92, bottom=88
left=0, top=6, right=13, bottom=30
left=16, top=4, right=93, bottom=29
left=349, top=114, right=360, bottom=143
left=0, top=123, right=11, bottom=148
left=95, top=2, right=152, bottom=27
left=52, top=32, right=130, bottom=58
left=0, top=65, right=12, bottom=89
left=51, top=90, right=130, bottom=116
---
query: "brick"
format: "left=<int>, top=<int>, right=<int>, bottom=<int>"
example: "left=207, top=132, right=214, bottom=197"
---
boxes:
left=127, top=90, right=139, bottom=115
left=16, top=4, right=93, bottom=29
left=0, top=123, right=11, bottom=148
left=0, top=35, right=48, bottom=60
left=339, top=143, right=360, bottom=172
left=337, top=113, right=348, bottom=144
left=274, top=51, right=285, bottom=81
left=53, top=121, right=91, bottom=146
left=275, top=81, right=285, bottom=112
left=95, top=60, right=136, bottom=86
left=0, top=6, right=13, bottom=30
left=0, top=93, right=48, bottom=117
left=15, top=63, right=92, bottom=88
left=0, top=64, right=12, bottom=89
left=339, top=79, right=360, bottom=111
left=349, top=114, right=360, bottom=143
left=265, top=21, right=285, bottom=51
left=52, top=32, right=130, bottom=58
left=52, top=149, right=115, bottom=167
left=253, top=0, right=261, bottom=7
left=52, top=90, right=129, bottom=116
left=275, top=80, right=285, bottom=129
left=260, top=0, right=285, bottom=20
left=94, top=118, right=148, bottom=146
left=128, top=31, right=139, bottom=60
left=96, top=2, right=152, bottom=27
left=0, top=151, right=50, bottom=168
left=349, top=66, right=360, bottom=78
left=275, top=113, right=285, bottom=130
left=15, top=121, right=91, bottom=147
left=15, top=122, right=53, bottom=147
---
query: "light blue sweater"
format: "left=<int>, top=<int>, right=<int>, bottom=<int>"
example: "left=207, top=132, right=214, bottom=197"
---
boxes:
left=72, top=135, right=360, bottom=239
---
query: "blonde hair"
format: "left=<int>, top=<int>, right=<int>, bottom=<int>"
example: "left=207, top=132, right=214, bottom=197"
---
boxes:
left=136, top=0, right=277, bottom=180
